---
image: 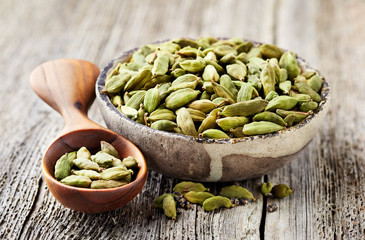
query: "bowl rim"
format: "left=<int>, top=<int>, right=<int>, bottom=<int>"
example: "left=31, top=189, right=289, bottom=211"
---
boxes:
left=95, top=38, right=330, bottom=144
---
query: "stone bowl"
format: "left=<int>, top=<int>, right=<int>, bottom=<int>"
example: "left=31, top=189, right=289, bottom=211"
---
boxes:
left=95, top=41, right=330, bottom=182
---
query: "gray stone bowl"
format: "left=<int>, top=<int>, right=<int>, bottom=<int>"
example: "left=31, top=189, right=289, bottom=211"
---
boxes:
left=95, top=43, right=330, bottom=182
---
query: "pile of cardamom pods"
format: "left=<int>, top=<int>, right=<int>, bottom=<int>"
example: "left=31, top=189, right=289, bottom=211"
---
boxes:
left=54, top=141, right=138, bottom=189
left=154, top=181, right=293, bottom=220
left=103, top=37, right=323, bottom=138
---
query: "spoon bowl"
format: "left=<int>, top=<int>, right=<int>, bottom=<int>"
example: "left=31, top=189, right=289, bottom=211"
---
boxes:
left=30, top=59, right=147, bottom=213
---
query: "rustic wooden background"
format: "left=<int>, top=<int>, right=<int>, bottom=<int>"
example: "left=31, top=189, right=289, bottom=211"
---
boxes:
left=0, top=0, right=364, bottom=239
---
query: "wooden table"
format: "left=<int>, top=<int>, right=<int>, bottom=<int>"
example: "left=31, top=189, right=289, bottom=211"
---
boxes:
left=1, top=0, right=364, bottom=239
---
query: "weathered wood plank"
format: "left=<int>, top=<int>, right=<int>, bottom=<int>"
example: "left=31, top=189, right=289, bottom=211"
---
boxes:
left=0, top=0, right=276, bottom=239
left=265, top=0, right=365, bottom=239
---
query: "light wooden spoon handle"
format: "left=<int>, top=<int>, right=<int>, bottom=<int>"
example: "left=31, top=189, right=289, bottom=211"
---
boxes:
left=30, top=59, right=102, bottom=134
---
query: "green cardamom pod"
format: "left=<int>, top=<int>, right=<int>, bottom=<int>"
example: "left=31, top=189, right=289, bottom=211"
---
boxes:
left=204, top=51, right=217, bottom=62
left=279, top=68, right=288, bottom=82
left=100, top=167, right=133, bottom=181
left=276, top=109, right=313, bottom=124
left=214, top=45, right=237, bottom=57
left=176, top=107, right=198, bottom=137
left=103, top=73, right=132, bottom=93
left=265, top=91, right=279, bottom=101
left=294, top=94, right=312, bottom=102
left=247, top=47, right=262, bottom=59
left=54, top=153, right=71, bottom=180
left=184, top=191, right=215, bottom=205
left=168, top=80, right=198, bottom=92
left=237, top=82, right=254, bottom=102
left=106, top=62, right=121, bottom=80
left=200, top=129, right=230, bottom=139
left=172, top=38, right=200, bottom=49
left=301, top=70, right=316, bottom=79
left=147, top=109, right=176, bottom=122
left=229, top=127, right=246, bottom=138
left=60, top=175, right=92, bottom=188
left=179, top=58, right=206, bottom=73
left=173, top=181, right=208, bottom=193
left=221, top=98, right=268, bottom=117
left=71, top=169, right=101, bottom=180
left=171, top=68, right=187, bottom=78
left=307, top=75, right=322, bottom=93
left=186, top=108, right=206, bottom=122
left=200, top=90, right=211, bottom=100
left=260, top=63, right=276, bottom=97
left=150, top=119, right=177, bottom=131
left=136, top=104, right=146, bottom=124
left=202, top=65, right=220, bottom=82
left=260, top=182, right=273, bottom=196
left=119, top=105, right=138, bottom=120
left=259, top=44, right=284, bottom=59
left=271, top=184, right=293, bottom=198
left=235, top=41, right=254, bottom=54
left=165, top=88, right=200, bottom=110
left=187, top=99, right=217, bottom=113
left=126, top=90, right=146, bottom=110
left=216, top=116, right=250, bottom=131
left=226, top=63, right=247, bottom=81
left=111, top=95, right=123, bottom=107
left=122, top=156, right=138, bottom=168
left=144, top=87, right=161, bottom=113
left=124, top=68, right=152, bottom=92
left=142, top=75, right=171, bottom=90
left=204, top=59, right=225, bottom=75
left=283, top=114, right=296, bottom=127
left=265, top=95, right=298, bottom=111
left=279, top=80, right=292, bottom=94
left=90, top=180, right=128, bottom=189
left=77, top=146, right=91, bottom=159
left=211, top=81, right=236, bottom=104
left=219, top=185, right=255, bottom=200
left=154, top=193, right=174, bottom=208
left=279, top=51, right=300, bottom=80
left=219, top=52, right=236, bottom=65
left=91, top=152, right=117, bottom=168
left=202, top=81, right=214, bottom=94
left=73, top=158, right=100, bottom=171
left=220, top=74, right=238, bottom=97
left=242, top=121, right=284, bottom=135
left=253, top=112, right=286, bottom=126
left=247, top=75, right=262, bottom=91
left=300, top=101, right=318, bottom=112
left=202, top=196, right=232, bottom=211
left=162, top=194, right=177, bottom=220
left=198, top=108, right=220, bottom=133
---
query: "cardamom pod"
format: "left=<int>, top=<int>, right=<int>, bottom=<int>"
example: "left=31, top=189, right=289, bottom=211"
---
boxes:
left=221, top=99, right=268, bottom=117
left=259, top=43, right=284, bottom=59
left=283, top=114, right=296, bottom=127
left=100, top=167, right=133, bottom=181
left=150, top=119, right=177, bottom=131
left=144, top=87, right=161, bottom=113
left=278, top=80, right=291, bottom=94
left=91, top=152, right=117, bottom=168
left=211, top=81, right=236, bottom=104
left=279, top=51, right=300, bottom=80
left=147, top=109, right=176, bottom=122
left=265, top=91, right=279, bottom=101
left=71, top=169, right=101, bottom=180
left=253, top=112, right=286, bottom=126
left=103, top=73, right=132, bottom=93
left=260, top=63, right=276, bottom=97
left=173, top=181, right=208, bottom=193
left=236, top=41, right=254, bottom=53
left=271, top=184, right=293, bottom=198
left=265, top=95, right=298, bottom=111
left=226, top=63, right=247, bottom=81
left=60, top=175, right=92, bottom=188
left=216, top=116, right=250, bottom=131
left=100, top=141, right=119, bottom=158
left=119, top=105, right=138, bottom=120
left=307, top=75, right=322, bottom=93
left=237, top=82, right=254, bottom=102
left=202, top=196, right=232, bottom=211
left=300, top=101, right=318, bottom=112
left=126, top=90, right=146, bottom=110
left=202, top=65, right=220, bottom=82
left=242, top=121, right=284, bottom=135
left=124, top=68, right=152, bottom=92
left=198, top=108, right=220, bottom=133
left=187, top=99, right=217, bottom=113
left=200, top=129, right=230, bottom=139
left=122, top=156, right=138, bottom=168
left=186, top=108, right=206, bottom=122
left=179, top=58, right=206, bottom=73
left=73, top=158, right=100, bottom=171
left=276, top=109, right=313, bottom=123
left=176, top=107, right=198, bottom=137
left=220, top=74, right=238, bottom=97
left=219, top=185, right=255, bottom=200
left=77, top=146, right=91, bottom=159
left=165, top=88, right=200, bottom=110
left=260, top=182, right=273, bottom=196
left=90, top=180, right=128, bottom=189
left=54, top=154, right=71, bottom=180
left=162, top=194, right=177, bottom=220
left=184, top=191, right=214, bottom=205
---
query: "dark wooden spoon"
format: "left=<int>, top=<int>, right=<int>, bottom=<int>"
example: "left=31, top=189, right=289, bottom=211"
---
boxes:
left=30, top=59, right=147, bottom=213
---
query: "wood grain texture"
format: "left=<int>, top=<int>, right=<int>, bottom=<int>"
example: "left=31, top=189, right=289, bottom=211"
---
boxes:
left=0, top=0, right=364, bottom=239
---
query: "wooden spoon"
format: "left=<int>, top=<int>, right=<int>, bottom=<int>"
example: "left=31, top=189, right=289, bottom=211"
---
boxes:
left=30, top=59, right=147, bottom=213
